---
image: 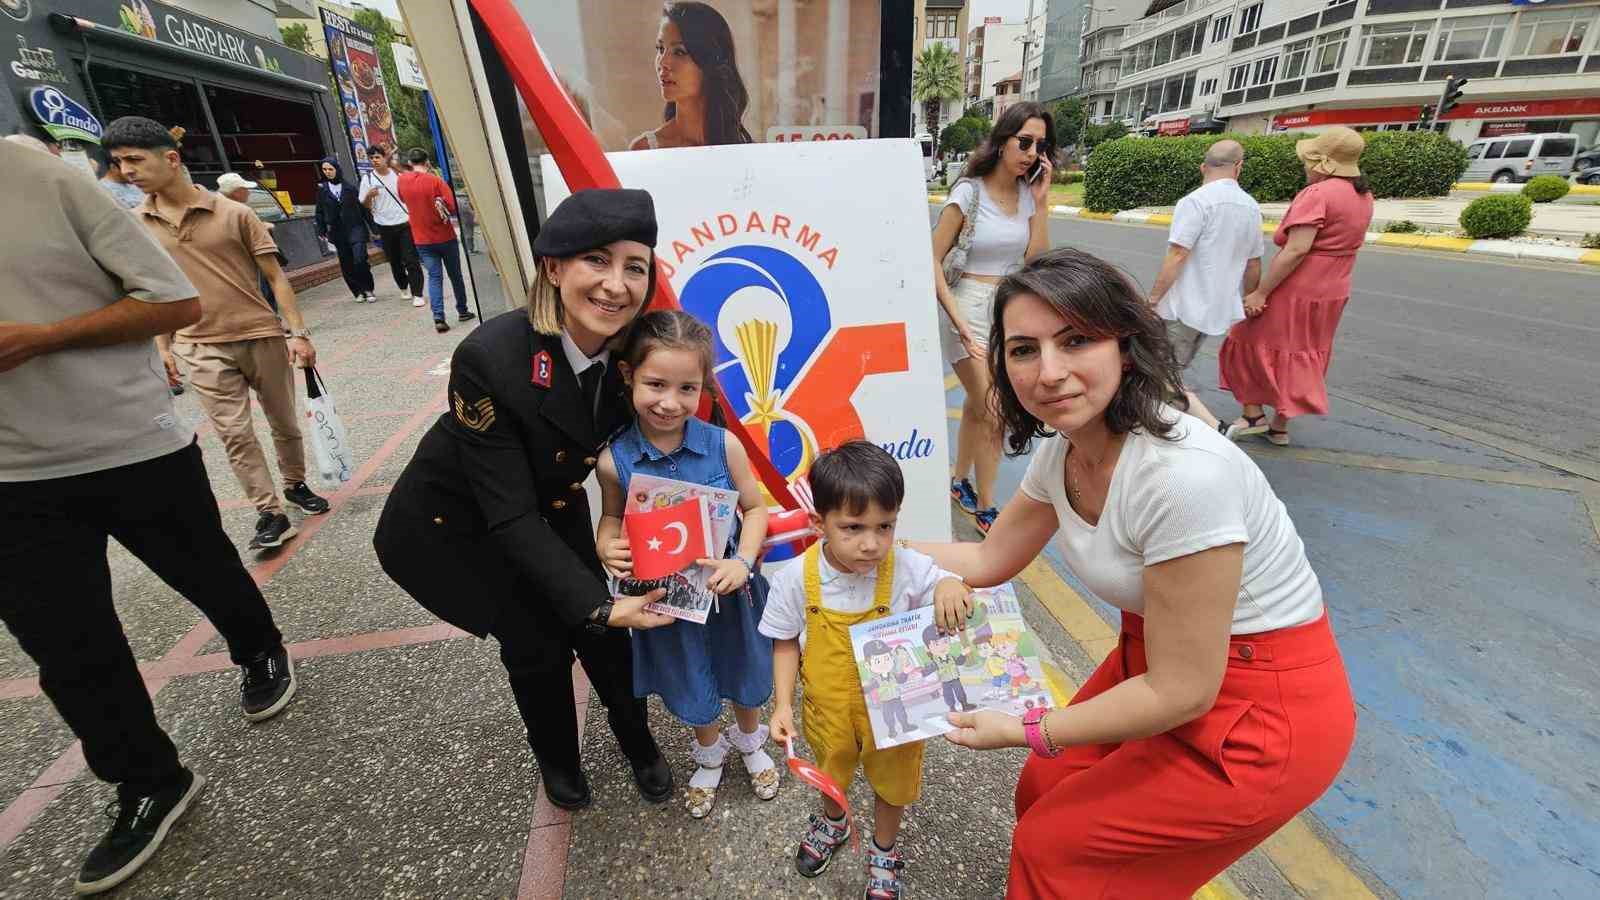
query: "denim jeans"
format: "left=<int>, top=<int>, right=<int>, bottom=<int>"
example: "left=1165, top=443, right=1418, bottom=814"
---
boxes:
left=417, top=239, right=468, bottom=321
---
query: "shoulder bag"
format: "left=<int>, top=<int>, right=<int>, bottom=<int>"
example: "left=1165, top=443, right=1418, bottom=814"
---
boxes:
left=940, top=178, right=980, bottom=289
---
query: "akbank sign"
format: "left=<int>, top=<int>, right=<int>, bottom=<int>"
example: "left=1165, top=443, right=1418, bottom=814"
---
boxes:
left=27, top=87, right=102, bottom=144
left=543, top=140, right=953, bottom=545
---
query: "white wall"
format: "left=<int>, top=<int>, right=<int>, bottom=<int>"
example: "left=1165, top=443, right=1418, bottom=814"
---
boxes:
left=169, top=0, right=280, bottom=40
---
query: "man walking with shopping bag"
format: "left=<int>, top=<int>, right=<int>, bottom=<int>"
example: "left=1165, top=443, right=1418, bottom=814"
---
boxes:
left=107, top=116, right=330, bottom=550
left=0, top=137, right=299, bottom=895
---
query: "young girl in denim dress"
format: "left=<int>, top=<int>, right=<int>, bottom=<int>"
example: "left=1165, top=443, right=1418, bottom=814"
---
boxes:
left=595, top=310, right=778, bottom=819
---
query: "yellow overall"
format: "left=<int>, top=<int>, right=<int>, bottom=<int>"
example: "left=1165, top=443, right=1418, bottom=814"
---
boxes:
left=799, top=545, right=925, bottom=807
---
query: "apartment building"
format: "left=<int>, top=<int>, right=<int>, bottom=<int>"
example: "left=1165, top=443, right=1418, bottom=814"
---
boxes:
left=913, top=0, right=970, bottom=136
left=1092, top=0, right=1600, bottom=146
left=1080, top=3, right=1143, bottom=122
left=968, top=19, right=1027, bottom=113
left=1023, top=4, right=1050, bottom=100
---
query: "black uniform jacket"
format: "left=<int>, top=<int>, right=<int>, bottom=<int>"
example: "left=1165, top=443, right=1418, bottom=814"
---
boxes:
left=375, top=311, right=630, bottom=637
left=314, top=181, right=370, bottom=245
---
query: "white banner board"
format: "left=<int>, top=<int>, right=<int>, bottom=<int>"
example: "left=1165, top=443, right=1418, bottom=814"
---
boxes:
left=543, top=139, right=952, bottom=545
left=391, top=42, right=428, bottom=91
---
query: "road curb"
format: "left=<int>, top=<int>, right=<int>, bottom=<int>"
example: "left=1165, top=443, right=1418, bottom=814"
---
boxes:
left=1032, top=203, right=1600, bottom=267
left=1454, top=181, right=1600, bottom=195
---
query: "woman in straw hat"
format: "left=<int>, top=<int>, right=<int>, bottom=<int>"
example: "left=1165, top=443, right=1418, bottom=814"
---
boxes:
left=1219, top=126, right=1374, bottom=445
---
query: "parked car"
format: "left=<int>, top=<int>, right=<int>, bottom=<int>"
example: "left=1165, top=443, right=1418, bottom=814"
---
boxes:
left=1573, top=145, right=1600, bottom=173
left=1576, top=165, right=1600, bottom=186
left=1461, top=132, right=1579, bottom=184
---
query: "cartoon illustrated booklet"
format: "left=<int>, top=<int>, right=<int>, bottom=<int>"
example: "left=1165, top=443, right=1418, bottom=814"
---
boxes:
left=848, top=583, right=1056, bottom=750
left=612, top=473, right=739, bottom=625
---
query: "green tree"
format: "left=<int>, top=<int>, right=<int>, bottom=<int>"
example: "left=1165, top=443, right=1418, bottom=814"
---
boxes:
left=279, top=22, right=313, bottom=54
left=912, top=43, right=962, bottom=158
left=1081, top=120, right=1128, bottom=150
left=1052, top=97, right=1086, bottom=147
left=939, top=120, right=979, bottom=155
left=351, top=10, right=434, bottom=162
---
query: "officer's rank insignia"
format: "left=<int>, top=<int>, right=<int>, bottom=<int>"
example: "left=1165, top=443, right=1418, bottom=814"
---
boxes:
left=531, top=350, right=553, bottom=388
left=452, top=391, right=496, bottom=432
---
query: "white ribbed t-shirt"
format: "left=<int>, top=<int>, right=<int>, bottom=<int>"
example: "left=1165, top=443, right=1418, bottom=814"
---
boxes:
left=1018, top=410, right=1323, bottom=634
left=945, top=178, right=1035, bottom=276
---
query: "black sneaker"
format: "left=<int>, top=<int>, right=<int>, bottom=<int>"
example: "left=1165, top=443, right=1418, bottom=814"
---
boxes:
left=457, top=310, right=476, bottom=323
left=796, top=812, right=851, bottom=878
left=284, top=482, right=330, bottom=515
left=74, top=769, right=206, bottom=895
left=434, top=320, right=450, bottom=333
left=240, top=646, right=296, bottom=722
left=248, top=513, right=298, bottom=550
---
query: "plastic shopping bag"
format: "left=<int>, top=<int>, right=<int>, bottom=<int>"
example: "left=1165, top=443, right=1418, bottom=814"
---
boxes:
left=303, top=367, right=356, bottom=486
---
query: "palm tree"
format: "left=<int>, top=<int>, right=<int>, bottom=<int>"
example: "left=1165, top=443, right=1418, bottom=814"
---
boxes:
left=912, top=43, right=963, bottom=159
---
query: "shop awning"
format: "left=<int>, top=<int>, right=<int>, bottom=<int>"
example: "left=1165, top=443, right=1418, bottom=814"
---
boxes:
left=49, top=13, right=329, bottom=94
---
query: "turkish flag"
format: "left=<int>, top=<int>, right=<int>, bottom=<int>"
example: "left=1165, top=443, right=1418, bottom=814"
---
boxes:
left=626, top=497, right=715, bottom=581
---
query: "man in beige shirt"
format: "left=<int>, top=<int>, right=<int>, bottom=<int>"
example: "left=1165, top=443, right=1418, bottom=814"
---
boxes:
left=105, top=116, right=330, bottom=550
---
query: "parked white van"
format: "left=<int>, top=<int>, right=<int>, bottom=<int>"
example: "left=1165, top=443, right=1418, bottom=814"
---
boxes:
left=1462, top=133, right=1579, bottom=184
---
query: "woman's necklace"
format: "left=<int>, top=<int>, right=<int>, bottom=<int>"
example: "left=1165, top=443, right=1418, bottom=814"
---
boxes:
left=1065, top=441, right=1110, bottom=505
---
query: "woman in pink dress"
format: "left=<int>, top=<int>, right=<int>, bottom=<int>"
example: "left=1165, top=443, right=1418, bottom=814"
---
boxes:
left=1219, top=127, right=1374, bottom=446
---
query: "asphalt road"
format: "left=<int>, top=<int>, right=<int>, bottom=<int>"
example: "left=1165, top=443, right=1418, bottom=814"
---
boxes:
left=1043, top=217, right=1600, bottom=475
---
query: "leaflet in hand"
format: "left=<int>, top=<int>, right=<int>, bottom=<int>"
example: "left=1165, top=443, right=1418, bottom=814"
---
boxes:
left=614, top=474, right=740, bottom=624
left=848, top=583, right=1056, bottom=749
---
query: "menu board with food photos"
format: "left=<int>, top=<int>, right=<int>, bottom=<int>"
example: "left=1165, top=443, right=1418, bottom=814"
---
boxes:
left=319, top=7, right=396, bottom=174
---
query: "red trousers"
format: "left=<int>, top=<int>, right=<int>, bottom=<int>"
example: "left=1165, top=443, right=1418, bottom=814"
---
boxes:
left=1008, top=612, right=1355, bottom=899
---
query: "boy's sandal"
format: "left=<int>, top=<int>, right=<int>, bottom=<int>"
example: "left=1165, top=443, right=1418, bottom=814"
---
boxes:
left=724, top=724, right=780, bottom=800
left=864, top=846, right=906, bottom=900
left=686, top=735, right=729, bottom=819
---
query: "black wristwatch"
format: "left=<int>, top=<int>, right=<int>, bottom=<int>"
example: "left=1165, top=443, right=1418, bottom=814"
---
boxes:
left=585, top=601, right=615, bottom=635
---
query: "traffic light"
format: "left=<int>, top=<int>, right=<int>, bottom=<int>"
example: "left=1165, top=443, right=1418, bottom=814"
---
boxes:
left=1439, top=75, right=1468, bottom=118
left=1418, top=104, right=1435, bottom=126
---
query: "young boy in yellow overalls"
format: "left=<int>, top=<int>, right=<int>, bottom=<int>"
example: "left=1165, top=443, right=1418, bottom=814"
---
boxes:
left=760, top=442, right=971, bottom=900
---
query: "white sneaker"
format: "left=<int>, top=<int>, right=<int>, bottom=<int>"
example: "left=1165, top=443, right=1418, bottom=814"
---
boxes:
left=411, top=295, right=425, bottom=308
left=353, top=294, right=366, bottom=303
left=365, top=292, right=379, bottom=303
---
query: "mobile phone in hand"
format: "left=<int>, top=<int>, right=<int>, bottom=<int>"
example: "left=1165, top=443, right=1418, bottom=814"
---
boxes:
left=1027, top=159, right=1046, bottom=183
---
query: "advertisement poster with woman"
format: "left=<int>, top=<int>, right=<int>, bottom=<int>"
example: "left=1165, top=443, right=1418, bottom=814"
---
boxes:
left=506, top=0, right=882, bottom=160
left=320, top=8, right=396, bottom=173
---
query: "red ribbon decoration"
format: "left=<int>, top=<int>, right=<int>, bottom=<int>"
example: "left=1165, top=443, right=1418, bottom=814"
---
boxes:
left=468, top=0, right=800, bottom=512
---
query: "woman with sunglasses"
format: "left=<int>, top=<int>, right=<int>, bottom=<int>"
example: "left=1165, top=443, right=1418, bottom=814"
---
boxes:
left=932, top=101, right=1055, bottom=532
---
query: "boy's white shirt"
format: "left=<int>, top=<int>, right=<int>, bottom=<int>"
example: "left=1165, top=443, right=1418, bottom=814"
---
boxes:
left=757, top=544, right=959, bottom=651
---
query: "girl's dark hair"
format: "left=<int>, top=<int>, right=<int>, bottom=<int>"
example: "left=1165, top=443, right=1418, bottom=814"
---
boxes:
left=962, top=101, right=1057, bottom=181
left=620, top=309, right=726, bottom=426
left=807, top=440, right=904, bottom=518
left=988, top=248, right=1188, bottom=455
left=662, top=2, right=752, bottom=145
left=1343, top=175, right=1372, bottom=195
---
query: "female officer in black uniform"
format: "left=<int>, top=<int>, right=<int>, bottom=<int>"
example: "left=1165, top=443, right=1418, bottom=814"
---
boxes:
left=374, top=189, right=675, bottom=810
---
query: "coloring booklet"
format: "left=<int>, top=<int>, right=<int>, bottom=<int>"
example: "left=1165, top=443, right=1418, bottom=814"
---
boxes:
left=848, top=583, right=1056, bottom=750
left=613, top=473, right=740, bottom=624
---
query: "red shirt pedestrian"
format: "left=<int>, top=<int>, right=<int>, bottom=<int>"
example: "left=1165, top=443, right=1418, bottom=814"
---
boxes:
left=398, top=167, right=457, bottom=246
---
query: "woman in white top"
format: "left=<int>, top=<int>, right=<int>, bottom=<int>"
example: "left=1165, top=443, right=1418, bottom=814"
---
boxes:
left=916, top=249, right=1356, bottom=899
left=629, top=2, right=752, bottom=151
left=931, top=102, right=1055, bottom=531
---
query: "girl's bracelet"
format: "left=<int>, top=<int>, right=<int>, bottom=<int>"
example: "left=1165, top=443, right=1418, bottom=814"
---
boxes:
left=730, top=555, right=754, bottom=575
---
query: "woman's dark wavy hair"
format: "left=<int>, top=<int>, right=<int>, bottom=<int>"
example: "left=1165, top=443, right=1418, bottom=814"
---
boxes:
left=961, top=100, right=1056, bottom=181
left=988, top=248, right=1188, bottom=456
left=662, top=2, right=752, bottom=146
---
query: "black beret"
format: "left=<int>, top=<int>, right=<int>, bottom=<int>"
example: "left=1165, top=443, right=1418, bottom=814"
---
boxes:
left=532, top=188, right=658, bottom=258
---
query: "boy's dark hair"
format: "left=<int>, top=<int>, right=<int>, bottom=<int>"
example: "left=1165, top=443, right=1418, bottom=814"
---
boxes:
left=922, top=624, right=950, bottom=646
left=102, top=116, right=178, bottom=153
left=808, top=440, right=903, bottom=518
left=407, top=147, right=430, bottom=167
left=862, top=639, right=892, bottom=660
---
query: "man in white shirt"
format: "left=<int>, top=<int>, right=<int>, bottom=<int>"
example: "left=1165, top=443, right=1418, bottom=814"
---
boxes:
left=360, top=145, right=425, bottom=306
left=1147, top=140, right=1264, bottom=374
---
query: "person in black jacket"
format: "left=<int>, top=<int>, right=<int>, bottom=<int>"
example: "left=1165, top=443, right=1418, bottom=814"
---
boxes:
left=313, top=157, right=375, bottom=303
left=373, top=188, right=675, bottom=811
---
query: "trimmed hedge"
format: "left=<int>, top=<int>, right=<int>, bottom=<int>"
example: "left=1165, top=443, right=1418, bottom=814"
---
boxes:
left=1522, top=174, right=1570, bottom=203
left=1459, top=194, right=1533, bottom=239
left=1083, top=130, right=1470, bottom=212
left=1359, top=131, right=1468, bottom=200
